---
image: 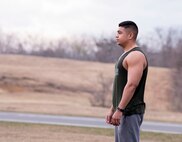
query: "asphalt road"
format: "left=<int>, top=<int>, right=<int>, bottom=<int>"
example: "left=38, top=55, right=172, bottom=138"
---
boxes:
left=0, top=112, right=181, bottom=134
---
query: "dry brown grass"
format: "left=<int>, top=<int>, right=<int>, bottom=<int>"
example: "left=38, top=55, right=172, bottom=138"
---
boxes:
left=0, top=122, right=182, bottom=142
left=0, top=122, right=114, bottom=142
left=0, top=55, right=181, bottom=123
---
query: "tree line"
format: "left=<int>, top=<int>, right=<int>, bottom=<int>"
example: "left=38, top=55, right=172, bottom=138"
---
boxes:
left=0, top=28, right=181, bottom=67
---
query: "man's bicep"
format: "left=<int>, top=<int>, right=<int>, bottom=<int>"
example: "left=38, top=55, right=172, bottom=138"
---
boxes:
left=127, top=58, right=144, bottom=86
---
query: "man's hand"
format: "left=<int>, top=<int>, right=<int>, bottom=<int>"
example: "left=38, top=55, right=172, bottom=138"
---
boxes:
left=111, top=110, right=123, bottom=126
left=106, top=108, right=114, bottom=125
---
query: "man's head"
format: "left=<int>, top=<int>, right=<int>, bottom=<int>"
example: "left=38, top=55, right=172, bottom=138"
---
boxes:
left=118, top=21, right=138, bottom=40
left=116, top=21, right=138, bottom=47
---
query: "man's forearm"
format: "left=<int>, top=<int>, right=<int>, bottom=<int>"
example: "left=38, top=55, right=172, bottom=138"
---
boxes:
left=118, top=83, right=137, bottom=109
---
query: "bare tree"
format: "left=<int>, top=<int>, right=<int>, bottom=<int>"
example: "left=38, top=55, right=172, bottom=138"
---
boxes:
left=154, top=28, right=177, bottom=67
left=171, top=39, right=182, bottom=112
left=94, top=36, right=122, bottom=63
left=90, top=73, right=113, bottom=107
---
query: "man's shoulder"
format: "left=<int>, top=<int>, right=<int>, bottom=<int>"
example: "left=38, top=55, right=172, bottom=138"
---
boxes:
left=125, top=50, right=147, bottom=68
left=126, top=50, right=145, bottom=61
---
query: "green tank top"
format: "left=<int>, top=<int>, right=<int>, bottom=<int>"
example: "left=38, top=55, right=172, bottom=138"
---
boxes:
left=112, top=47, right=148, bottom=115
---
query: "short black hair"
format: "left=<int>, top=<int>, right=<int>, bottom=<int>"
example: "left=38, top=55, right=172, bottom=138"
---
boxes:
left=118, top=21, right=138, bottom=39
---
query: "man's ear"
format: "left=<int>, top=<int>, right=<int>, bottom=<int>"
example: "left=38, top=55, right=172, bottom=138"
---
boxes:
left=128, top=32, right=134, bottom=40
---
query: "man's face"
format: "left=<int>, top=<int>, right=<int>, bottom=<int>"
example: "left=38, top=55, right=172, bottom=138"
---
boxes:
left=116, top=27, right=129, bottom=46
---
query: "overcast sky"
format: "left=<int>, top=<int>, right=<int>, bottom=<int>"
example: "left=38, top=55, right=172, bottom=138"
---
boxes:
left=0, top=0, right=181, bottom=39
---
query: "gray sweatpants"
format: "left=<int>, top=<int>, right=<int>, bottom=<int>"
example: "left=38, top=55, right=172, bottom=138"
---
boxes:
left=115, top=114, right=143, bottom=142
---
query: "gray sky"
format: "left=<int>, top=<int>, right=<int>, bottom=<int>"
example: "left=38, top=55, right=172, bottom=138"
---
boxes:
left=0, top=0, right=181, bottom=39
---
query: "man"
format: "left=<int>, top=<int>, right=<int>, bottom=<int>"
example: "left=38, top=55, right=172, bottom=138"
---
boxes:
left=106, top=21, right=148, bottom=142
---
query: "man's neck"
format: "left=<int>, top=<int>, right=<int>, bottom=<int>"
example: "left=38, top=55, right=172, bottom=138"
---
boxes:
left=122, top=42, right=137, bottom=52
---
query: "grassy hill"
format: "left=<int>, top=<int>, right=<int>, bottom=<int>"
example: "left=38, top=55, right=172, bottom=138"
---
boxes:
left=0, top=54, right=181, bottom=123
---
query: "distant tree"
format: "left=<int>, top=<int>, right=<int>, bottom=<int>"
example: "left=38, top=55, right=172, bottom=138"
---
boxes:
left=171, top=38, right=182, bottom=112
left=94, top=36, right=122, bottom=63
left=17, top=43, right=27, bottom=54
left=90, top=73, right=113, bottom=107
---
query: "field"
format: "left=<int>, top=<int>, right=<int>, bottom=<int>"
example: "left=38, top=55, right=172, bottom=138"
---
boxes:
left=0, top=122, right=182, bottom=142
left=0, top=55, right=181, bottom=123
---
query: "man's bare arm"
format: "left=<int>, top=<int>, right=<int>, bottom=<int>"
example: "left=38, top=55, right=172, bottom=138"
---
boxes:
left=118, top=51, right=146, bottom=109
